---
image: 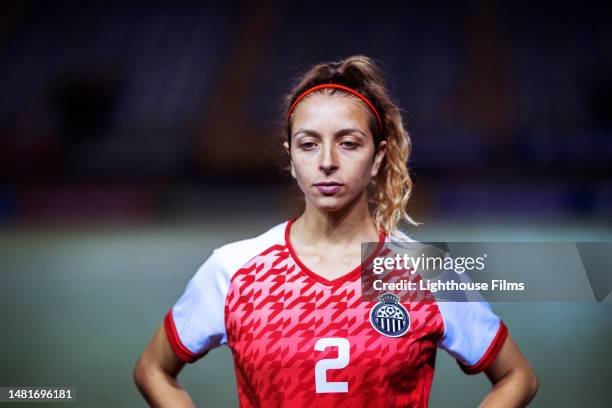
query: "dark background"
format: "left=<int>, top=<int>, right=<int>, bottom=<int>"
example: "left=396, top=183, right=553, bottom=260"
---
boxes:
left=0, top=1, right=610, bottom=406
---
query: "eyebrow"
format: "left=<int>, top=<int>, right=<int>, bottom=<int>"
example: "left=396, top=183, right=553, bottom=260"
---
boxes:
left=293, top=128, right=367, bottom=139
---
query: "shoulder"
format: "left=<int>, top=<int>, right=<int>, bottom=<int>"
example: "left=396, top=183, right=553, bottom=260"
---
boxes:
left=385, top=228, right=422, bottom=253
left=386, top=228, right=417, bottom=244
left=385, top=228, right=450, bottom=261
left=211, top=220, right=288, bottom=277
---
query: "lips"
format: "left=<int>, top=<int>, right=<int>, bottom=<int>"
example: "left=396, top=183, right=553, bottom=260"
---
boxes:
left=314, top=182, right=343, bottom=195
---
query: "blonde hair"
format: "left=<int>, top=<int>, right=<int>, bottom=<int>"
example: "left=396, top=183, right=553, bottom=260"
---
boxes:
left=283, top=55, right=418, bottom=234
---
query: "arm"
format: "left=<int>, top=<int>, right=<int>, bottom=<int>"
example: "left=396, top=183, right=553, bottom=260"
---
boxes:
left=479, top=334, right=538, bottom=407
left=133, top=324, right=196, bottom=408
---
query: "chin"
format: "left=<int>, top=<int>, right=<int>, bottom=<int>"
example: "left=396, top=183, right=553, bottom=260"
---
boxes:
left=311, top=196, right=352, bottom=213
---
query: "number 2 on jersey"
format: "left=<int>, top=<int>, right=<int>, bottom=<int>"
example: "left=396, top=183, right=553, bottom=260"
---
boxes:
left=314, top=337, right=350, bottom=393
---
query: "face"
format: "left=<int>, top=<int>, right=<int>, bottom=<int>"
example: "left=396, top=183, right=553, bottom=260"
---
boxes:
left=285, top=93, right=386, bottom=213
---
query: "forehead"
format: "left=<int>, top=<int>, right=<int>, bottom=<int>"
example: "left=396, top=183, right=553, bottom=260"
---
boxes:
left=291, top=92, right=372, bottom=132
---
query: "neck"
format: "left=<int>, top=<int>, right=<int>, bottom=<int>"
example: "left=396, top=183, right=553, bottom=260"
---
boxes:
left=294, top=191, right=380, bottom=245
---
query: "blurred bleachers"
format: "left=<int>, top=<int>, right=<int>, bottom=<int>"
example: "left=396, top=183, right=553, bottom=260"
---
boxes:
left=0, top=0, right=610, bottom=224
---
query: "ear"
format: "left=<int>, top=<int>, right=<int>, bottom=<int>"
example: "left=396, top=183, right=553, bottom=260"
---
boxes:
left=283, top=141, right=296, bottom=179
left=371, top=141, right=387, bottom=178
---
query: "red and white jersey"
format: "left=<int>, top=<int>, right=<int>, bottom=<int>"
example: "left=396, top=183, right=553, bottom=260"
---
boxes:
left=164, top=220, right=507, bottom=407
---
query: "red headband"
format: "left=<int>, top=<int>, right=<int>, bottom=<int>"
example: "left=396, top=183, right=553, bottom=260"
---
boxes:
left=287, top=84, right=383, bottom=132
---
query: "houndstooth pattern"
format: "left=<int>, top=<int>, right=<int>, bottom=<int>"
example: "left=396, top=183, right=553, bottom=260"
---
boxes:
left=224, top=244, right=445, bottom=408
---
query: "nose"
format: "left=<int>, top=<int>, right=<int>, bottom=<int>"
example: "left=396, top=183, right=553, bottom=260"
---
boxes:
left=319, top=141, right=338, bottom=176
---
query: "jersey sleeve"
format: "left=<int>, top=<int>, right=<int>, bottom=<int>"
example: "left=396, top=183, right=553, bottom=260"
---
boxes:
left=436, top=299, right=508, bottom=374
left=164, top=249, right=229, bottom=363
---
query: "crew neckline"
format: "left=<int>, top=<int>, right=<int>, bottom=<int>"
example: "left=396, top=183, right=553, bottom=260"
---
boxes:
left=284, top=218, right=387, bottom=286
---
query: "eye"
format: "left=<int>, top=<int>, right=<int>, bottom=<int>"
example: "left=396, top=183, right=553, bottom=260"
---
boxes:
left=340, top=140, right=359, bottom=149
left=300, top=141, right=317, bottom=151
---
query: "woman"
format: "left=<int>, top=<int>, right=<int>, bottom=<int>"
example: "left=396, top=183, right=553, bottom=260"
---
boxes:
left=134, top=56, right=538, bottom=407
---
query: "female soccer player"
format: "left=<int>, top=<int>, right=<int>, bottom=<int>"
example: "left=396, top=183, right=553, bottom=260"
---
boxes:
left=134, top=56, right=538, bottom=407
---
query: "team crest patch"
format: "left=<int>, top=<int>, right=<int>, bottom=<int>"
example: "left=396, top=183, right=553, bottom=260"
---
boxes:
left=369, top=293, right=410, bottom=337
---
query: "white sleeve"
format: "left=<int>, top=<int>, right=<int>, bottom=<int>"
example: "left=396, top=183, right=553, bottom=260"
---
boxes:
left=164, top=249, right=229, bottom=363
left=436, top=300, right=508, bottom=374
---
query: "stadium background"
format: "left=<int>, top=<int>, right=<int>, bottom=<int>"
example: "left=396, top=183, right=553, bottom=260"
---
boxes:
left=0, top=1, right=610, bottom=406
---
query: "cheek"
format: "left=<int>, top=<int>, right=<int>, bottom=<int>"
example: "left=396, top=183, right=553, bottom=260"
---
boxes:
left=291, top=156, right=305, bottom=176
left=290, top=156, right=312, bottom=185
left=345, top=154, right=375, bottom=181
